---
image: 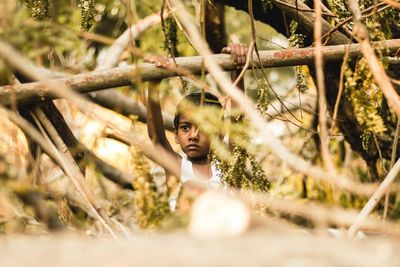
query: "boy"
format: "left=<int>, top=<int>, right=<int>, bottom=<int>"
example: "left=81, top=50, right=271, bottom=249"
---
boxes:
left=145, top=44, right=248, bottom=210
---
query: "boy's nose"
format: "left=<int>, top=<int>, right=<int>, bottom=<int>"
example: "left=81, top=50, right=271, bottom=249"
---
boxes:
left=189, top=127, right=199, bottom=140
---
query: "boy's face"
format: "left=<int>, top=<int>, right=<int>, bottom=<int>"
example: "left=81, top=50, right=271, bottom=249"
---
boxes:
left=174, top=116, right=210, bottom=160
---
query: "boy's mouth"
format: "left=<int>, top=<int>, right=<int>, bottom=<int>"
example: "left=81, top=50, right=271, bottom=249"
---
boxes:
left=186, top=144, right=200, bottom=150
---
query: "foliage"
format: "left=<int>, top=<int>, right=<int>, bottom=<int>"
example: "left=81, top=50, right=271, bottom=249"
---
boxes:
left=343, top=12, right=390, bottom=140
left=80, top=0, right=95, bottom=31
left=260, top=0, right=273, bottom=13
left=288, top=21, right=307, bottom=93
left=130, top=118, right=170, bottom=229
left=162, top=14, right=179, bottom=57
left=23, top=0, right=95, bottom=31
left=210, top=117, right=270, bottom=192
left=256, top=77, right=269, bottom=116
left=211, top=143, right=270, bottom=192
left=24, top=0, right=50, bottom=20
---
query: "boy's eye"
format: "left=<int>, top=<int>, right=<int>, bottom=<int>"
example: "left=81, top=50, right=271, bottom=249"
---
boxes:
left=180, top=125, right=190, bottom=132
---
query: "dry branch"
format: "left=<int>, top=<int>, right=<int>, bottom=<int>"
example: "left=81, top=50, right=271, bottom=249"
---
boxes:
left=95, top=12, right=162, bottom=70
left=89, top=11, right=175, bottom=130
left=4, top=109, right=118, bottom=238
left=347, top=157, right=400, bottom=238
left=1, top=39, right=400, bottom=106
left=30, top=108, right=118, bottom=237
left=271, top=0, right=350, bottom=44
left=0, top=41, right=119, bottom=236
left=314, top=0, right=337, bottom=176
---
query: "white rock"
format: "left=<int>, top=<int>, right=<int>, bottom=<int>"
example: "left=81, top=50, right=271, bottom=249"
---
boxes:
left=188, top=191, right=250, bottom=238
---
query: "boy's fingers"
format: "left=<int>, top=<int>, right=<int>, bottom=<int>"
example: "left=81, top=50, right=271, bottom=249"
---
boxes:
left=221, top=47, right=231, bottom=54
left=237, top=46, right=243, bottom=66
left=223, top=43, right=249, bottom=69
left=240, top=45, right=247, bottom=66
left=144, top=55, right=171, bottom=68
left=143, top=56, right=153, bottom=63
left=233, top=45, right=238, bottom=63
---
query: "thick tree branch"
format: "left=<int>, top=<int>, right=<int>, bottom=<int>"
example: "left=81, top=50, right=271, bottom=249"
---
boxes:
left=271, top=0, right=350, bottom=45
left=1, top=40, right=400, bottom=106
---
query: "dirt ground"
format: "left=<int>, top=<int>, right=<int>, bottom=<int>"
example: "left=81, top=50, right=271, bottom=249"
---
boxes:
left=0, top=232, right=399, bottom=267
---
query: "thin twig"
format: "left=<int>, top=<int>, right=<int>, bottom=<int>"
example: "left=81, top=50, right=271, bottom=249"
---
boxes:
left=273, top=0, right=337, bottom=17
left=319, top=2, right=388, bottom=45
left=347, top=157, right=400, bottom=238
left=249, top=0, right=300, bottom=123
left=330, top=44, right=351, bottom=133
left=241, top=190, right=400, bottom=236
left=160, top=0, right=186, bottom=89
left=383, top=118, right=400, bottom=220
left=382, top=0, right=400, bottom=9
left=314, top=0, right=336, bottom=176
left=232, top=41, right=254, bottom=87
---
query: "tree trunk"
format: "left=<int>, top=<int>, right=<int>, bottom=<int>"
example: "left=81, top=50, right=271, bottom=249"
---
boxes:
left=204, top=0, right=227, bottom=53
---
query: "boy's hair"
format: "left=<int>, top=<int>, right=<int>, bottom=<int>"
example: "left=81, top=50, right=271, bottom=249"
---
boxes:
left=173, top=92, right=222, bottom=130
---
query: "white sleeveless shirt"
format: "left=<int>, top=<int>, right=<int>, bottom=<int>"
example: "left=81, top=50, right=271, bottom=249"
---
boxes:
left=169, top=156, right=222, bottom=211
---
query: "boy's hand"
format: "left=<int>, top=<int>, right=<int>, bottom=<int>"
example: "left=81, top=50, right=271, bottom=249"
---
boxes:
left=221, top=43, right=249, bottom=70
left=143, top=55, right=171, bottom=68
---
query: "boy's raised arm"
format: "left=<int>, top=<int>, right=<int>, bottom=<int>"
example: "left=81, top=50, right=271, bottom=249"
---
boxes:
left=222, top=44, right=248, bottom=150
left=146, top=80, right=175, bottom=154
left=221, top=43, right=248, bottom=97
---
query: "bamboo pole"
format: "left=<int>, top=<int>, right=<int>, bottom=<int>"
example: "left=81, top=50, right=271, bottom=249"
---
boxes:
left=1, top=39, right=400, bottom=106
